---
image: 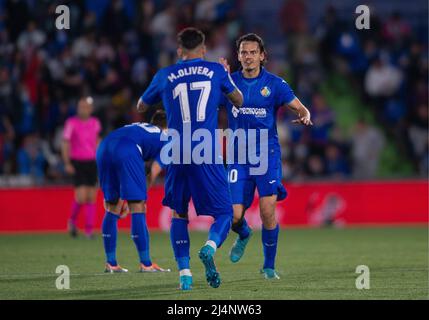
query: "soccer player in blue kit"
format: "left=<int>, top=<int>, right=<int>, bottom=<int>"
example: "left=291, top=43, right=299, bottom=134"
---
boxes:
left=97, top=110, right=170, bottom=273
left=219, top=34, right=313, bottom=279
left=137, top=28, right=244, bottom=290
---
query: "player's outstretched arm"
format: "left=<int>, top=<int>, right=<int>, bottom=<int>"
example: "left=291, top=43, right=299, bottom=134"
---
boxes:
left=219, top=57, right=231, bottom=73
left=136, top=97, right=150, bottom=114
left=288, top=98, right=313, bottom=126
left=148, top=160, right=163, bottom=188
left=218, top=57, right=244, bottom=107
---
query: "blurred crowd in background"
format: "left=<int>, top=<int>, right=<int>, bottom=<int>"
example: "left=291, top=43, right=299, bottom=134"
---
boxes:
left=0, top=0, right=427, bottom=186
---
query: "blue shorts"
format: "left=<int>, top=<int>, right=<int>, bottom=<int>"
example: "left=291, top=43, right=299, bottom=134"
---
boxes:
left=227, top=155, right=287, bottom=209
left=96, top=137, right=147, bottom=202
left=162, top=163, right=233, bottom=217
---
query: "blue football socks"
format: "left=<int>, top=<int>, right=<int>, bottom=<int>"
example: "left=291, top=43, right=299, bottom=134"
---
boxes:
left=208, top=214, right=232, bottom=248
left=232, top=217, right=251, bottom=240
left=262, top=224, right=279, bottom=269
left=102, top=211, right=119, bottom=266
left=131, top=213, right=152, bottom=266
left=170, top=218, right=190, bottom=270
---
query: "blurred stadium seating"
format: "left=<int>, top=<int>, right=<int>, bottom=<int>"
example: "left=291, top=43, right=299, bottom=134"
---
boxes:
left=0, top=0, right=427, bottom=187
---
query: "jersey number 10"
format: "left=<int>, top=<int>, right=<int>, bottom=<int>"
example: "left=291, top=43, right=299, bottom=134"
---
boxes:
left=173, top=81, right=211, bottom=123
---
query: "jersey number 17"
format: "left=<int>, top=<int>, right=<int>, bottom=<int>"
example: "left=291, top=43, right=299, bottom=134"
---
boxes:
left=173, top=81, right=211, bottom=123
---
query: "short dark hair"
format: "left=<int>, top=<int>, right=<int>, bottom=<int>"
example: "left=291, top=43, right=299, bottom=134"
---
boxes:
left=177, top=27, right=205, bottom=50
left=236, top=33, right=267, bottom=64
left=150, top=109, right=167, bottom=129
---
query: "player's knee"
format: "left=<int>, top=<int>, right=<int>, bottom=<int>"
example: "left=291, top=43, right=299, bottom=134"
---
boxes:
left=260, top=209, right=276, bottom=225
left=87, top=188, right=97, bottom=203
left=75, top=192, right=86, bottom=204
left=128, top=200, right=146, bottom=213
left=172, top=211, right=188, bottom=220
left=104, top=200, right=121, bottom=214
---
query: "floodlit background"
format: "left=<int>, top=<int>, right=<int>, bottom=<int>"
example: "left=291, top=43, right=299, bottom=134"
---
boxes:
left=0, top=0, right=427, bottom=186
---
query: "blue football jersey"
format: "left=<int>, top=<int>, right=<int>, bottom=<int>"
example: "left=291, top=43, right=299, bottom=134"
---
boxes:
left=106, top=122, right=166, bottom=161
left=141, top=58, right=237, bottom=163
left=223, top=67, right=295, bottom=160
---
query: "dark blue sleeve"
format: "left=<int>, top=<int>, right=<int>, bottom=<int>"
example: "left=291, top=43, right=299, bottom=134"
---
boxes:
left=141, top=70, right=163, bottom=105
left=276, top=78, right=296, bottom=106
left=219, top=66, right=237, bottom=95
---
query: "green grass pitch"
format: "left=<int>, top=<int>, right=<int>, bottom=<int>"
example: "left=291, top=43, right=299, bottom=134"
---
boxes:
left=0, top=227, right=427, bottom=300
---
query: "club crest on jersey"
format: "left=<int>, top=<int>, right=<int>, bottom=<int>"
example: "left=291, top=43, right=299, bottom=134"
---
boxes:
left=260, top=86, right=271, bottom=97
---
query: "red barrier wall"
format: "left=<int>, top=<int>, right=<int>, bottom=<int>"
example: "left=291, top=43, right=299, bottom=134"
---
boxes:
left=0, top=180, right=427, bottom=232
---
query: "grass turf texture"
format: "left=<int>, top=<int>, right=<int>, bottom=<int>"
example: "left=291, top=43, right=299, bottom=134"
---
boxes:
left=0, top=227, right=427, bottom=300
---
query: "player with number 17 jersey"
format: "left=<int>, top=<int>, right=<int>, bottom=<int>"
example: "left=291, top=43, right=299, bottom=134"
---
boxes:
left=142, top=58, right=239, bottom=217
left=138, top=28, right=243, bottom=290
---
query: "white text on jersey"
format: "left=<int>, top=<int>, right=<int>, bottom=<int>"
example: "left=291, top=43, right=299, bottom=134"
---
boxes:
left=168, top=66, right=214, bottom=83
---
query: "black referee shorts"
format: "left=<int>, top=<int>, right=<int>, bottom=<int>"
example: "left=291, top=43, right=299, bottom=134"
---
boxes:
left=71, top=160, right=98, bottom=187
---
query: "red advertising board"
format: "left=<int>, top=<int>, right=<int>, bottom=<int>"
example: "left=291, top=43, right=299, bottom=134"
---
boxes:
left=0, top=180, right=427, bottom=232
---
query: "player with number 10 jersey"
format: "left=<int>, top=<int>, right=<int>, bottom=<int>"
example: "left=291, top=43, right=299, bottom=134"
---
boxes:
left=220, top=33, right=313, bottom=280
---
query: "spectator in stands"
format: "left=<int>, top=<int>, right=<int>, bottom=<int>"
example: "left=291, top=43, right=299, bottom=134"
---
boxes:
left=17, top=20, right=46, bottom=51
left=324, top=143, right=350, bottom=178
left=408, top=104, right=429, bottom=176
left=205, top=26, right=231, bottom=62
left=351, top=119, right=385, bottom=179
left=279, top=0, right=307, bottom=35
left=16, top=133, right=46, bottom=184
left=150, top=3, right=176, bottom=64
left=0, top=66, right=13, bottom=112
left=4, top=0, right=31, bottom=41
left=287, top=19, right=321, bottom=103
left=309, top=93, right=335, bottom=153
left=0, top=103, right=14, bottom=174
left=195, top=0, right=219, bottom=22
left=382, top=11, right=411, bottom=49
left=101, top=0, right=131, bottom=42
left=305, top=154, right=326, bottom=178
left=314, top=5, right=343, bottom=70
left=335, top=30, right=367, bottom=75
left=364, top=57, right=403, bottom=99
left=364, top=56, right=404, bottom=124
left=72, top=29, right=96, bottom=59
